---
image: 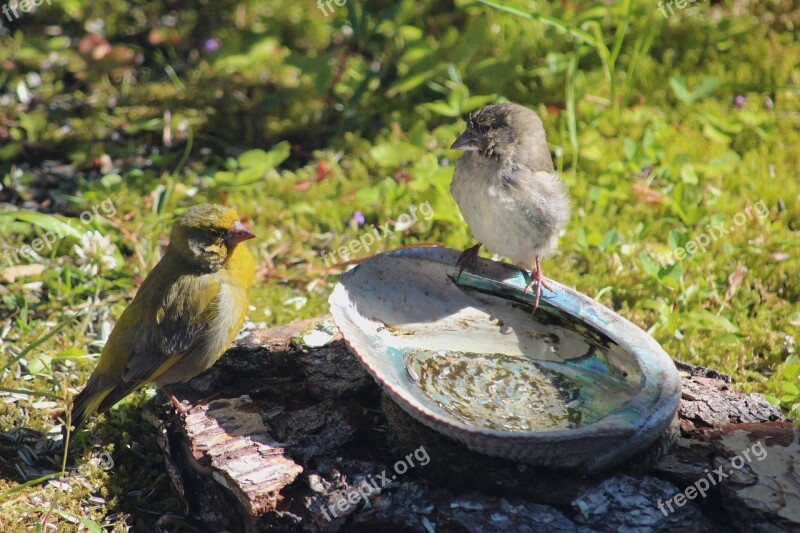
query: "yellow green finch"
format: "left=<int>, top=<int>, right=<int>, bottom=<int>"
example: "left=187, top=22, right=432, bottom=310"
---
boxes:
left=67, top=204, right=256, bottom=433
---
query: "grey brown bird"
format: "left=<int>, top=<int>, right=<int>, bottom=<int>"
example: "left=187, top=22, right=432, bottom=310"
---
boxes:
left=450, top=102, right=569, bottom=310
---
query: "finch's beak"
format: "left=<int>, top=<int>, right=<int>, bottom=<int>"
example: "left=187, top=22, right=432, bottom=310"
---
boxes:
left=227, top=221, right=256, bottom=246
left=451, top=130, right=480, bottom=151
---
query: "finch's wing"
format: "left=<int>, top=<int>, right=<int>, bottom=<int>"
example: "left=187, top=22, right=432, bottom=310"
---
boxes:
left=121, top=272, right=221, bottom=383
left=69, top=264, right=221, bottom=431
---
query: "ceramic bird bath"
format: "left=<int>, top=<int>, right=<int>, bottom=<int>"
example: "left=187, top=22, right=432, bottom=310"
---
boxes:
left=329, top=247, right=681, bottom=472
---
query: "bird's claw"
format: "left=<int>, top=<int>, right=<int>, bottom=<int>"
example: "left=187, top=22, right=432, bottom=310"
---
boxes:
left=455, top=243, right=482, bottom=282
left=162, top=386, right=190, bottom=415
left=534, top=277, right=556, bottom=294
left=523, top=257, right=556, bottom=313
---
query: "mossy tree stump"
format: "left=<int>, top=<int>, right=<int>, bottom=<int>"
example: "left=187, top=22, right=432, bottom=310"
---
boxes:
left=154, top=319, right=797, bottom=532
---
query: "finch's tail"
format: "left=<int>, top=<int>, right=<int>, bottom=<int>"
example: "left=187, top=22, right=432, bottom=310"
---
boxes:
left=66, top=386, right=103, bottom=436
left=64, top=376, right=138, bottom=442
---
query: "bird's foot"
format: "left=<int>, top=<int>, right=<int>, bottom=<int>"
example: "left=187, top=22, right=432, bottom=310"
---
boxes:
left=162, top=386, right=190, bottom=415
left=455, top=243, right=482, bottom=282
left=523, top=257, right=556, bottom=312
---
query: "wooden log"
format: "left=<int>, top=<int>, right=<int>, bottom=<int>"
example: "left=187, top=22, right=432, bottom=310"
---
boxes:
left=153, top=319, right=796, bottom=532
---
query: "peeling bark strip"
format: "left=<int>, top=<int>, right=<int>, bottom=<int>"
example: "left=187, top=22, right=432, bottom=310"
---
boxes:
left=154, top=319, right=797, bottom=532
left=182, top=396, right=303, bottom=518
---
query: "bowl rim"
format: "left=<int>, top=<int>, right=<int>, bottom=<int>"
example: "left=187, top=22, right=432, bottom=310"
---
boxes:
left=329, top=246, right=681, bottom=450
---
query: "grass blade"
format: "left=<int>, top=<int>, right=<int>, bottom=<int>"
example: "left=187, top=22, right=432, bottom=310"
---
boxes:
left=0, top=473, right=62, bottom=503
left=1, top=315, right=77, bottom=374
left=477, top=0, right=599, bottom=47
left=0, top=387, right=61, bottom=399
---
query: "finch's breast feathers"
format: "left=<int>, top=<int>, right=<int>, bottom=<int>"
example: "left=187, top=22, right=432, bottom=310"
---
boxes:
left=94, top=247, right=253, bottom=387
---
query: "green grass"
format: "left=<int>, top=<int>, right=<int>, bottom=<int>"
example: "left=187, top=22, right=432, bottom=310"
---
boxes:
left=0, top=0, right=798, bottom=529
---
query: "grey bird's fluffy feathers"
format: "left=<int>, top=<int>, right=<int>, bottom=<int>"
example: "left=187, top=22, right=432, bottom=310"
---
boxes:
left=450, top=102, right=569, bottom=271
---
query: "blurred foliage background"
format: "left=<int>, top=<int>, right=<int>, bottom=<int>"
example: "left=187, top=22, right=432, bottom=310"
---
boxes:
left=0, top=0, right=798, bottom=530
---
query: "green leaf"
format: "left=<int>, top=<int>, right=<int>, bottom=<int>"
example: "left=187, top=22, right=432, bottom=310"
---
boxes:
left=239, top=141, right=291, bottom=170
left=462, top=95, right=499, bottom=112
left=420, top=101, right=460, bottom=117
left=660, top=262, right=684, bottom=287
left=669, top=77, right=693, bottom=103
left=783, top=355, right=800, bottom=380
left=667, top=229, right=689, bottom=251
left=669, top=76, right=718, bottom=103
left=289, top=202, right=316, bottom=215
left=623, top=138, right=637, bottom=160
left=212, top=142, right=291, bottom=187
left=80, top=519, right=103, bottom=533
left=1, top=212, right=83, bottom=239
left=369, top=142, right=419, bottom=168
left=763, top=394, right=780, bottom=406
left=100, top=173, right=123, bottom=189
left=236, top=167, right=267, bottom=184
left=635, top=298, right=669, bottom=314
left=211, top=171, right=238, bottom=185
left=387, top=65, right=446, bottom=96
left=639, top=252, right=660, bottom=277
left=692, top=76, right=719, bottom=100
left=0, top=142, right=23, bottom=160
left=683, top=310, right=738, bottom=333
left=54, top=347, right=89, bottom=359
left=598, top=230, right=621, bottom=251
left=680, top=165, right=699, bottom=185
left=711, top=333, right=744, bottom=344
left=25, top=354, right=51, bottom=375
left=238, top=149, right=266, bottom=168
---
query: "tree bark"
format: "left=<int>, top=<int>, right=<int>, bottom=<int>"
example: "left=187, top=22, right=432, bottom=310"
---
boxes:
left=154, top=319, right=797, bottom=532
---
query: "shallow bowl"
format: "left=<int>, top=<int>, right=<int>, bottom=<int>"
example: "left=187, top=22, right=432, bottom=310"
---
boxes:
left=329, top=247, right=681, bottom=471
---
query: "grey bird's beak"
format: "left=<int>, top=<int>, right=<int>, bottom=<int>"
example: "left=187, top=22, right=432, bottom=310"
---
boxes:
left=451, top=130, right=480, bottom=151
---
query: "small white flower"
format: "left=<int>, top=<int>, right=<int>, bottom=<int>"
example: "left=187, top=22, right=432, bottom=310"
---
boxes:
left=73, top=231, right=119, bottom=276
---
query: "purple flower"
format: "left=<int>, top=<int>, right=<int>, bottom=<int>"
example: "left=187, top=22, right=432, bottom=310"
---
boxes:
left=352, top=211, right=365, bottom=227
left=733, top=95, right=746, bottom=109
left=202, top=38, right=220, bottom=53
